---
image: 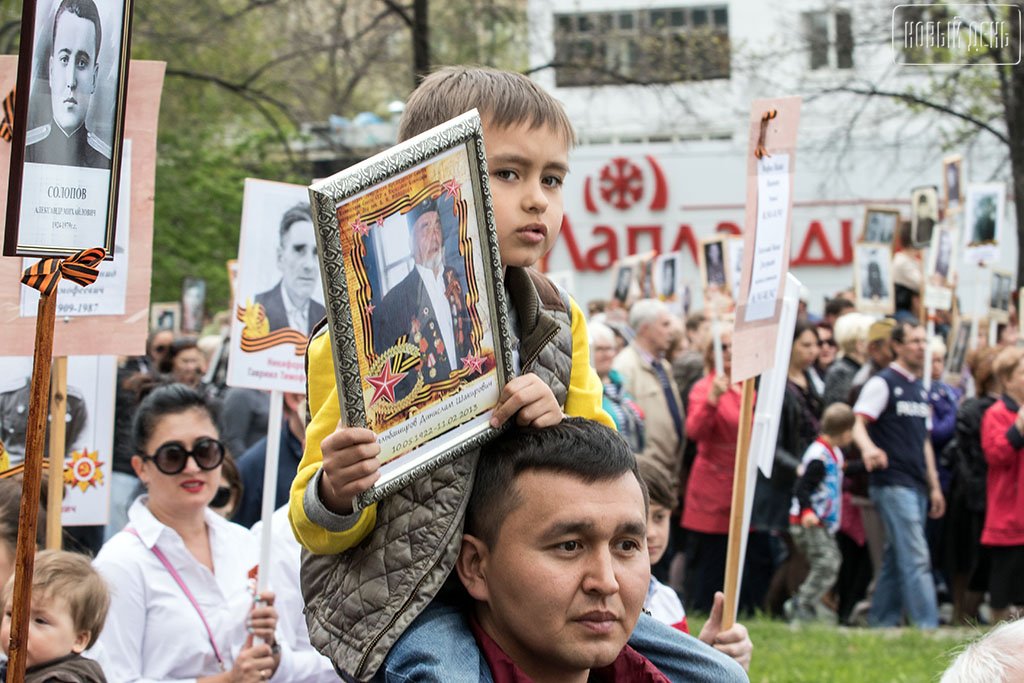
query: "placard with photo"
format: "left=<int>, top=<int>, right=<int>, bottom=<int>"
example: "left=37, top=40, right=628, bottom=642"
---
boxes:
left=309, top=110, right=513, bottom=509
left=854, top=242, right=895, bottom=315
left=924, top=223, right=957, bottom=311
left=944, top=317, right=971, bottom=384
left=3, top=0, right=134, bottom=258
left=699, top=235, right=732, bottom=313
left=149, top=301, right=179, bottom=333
left=0, top=355, right=115, bottom=526
left=727, top=236, right=744, bottom=303
left=910, top=186, right=939, bottom=249
left=988, top=269, right=1013, bottom=324
left=181, top=277, right=205, bottom=334
left=861, top=207, right=900, bottom=245
left=964, top=182, right=1005, bottom=265
left=943, top=155, right=963, bottom=212
left=653, top=251, right=682, bottom=302
left=227, top=180, right=322, bottom=394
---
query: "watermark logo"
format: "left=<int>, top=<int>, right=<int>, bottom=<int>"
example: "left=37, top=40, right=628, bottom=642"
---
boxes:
left=892, top=4, right=1021, bottom=65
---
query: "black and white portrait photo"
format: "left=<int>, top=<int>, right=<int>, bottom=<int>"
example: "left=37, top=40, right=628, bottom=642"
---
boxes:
left=612, top=263, right=633, bottom=303
left=6, top=0, right=132, bottom=257
left=702, top=239, right=727, bottom=289
left=253, top=202, right=324, bottom=336
left=910, top=186, right=939, bottom=248
left=855, top=243, right=894, bottom=314
left=862, top=208, right=899, bottom=244
left=989, top=271, right=1012, bottom=323
left=25, top=0, right=119, bottom=168
left=943, top=155, right=963, bottom=212
left=963, top=183, right=1005, bottom=265
left=660, top=258, right=675, bottom=297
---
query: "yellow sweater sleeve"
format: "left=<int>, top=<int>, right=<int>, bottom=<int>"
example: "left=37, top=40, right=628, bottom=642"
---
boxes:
left=288, top=331, right=378, bottom=554
left=563, top=297, right=616, bottom=429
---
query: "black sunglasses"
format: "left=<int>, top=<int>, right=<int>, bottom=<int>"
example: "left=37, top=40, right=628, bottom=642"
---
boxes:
left=141, top=437, right=225, bottom=475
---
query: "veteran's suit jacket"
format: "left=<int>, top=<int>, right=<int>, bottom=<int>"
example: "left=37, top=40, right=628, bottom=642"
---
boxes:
left=372, top=266, right=473, bottom=394
left=254, top=282, right=325, bottom=336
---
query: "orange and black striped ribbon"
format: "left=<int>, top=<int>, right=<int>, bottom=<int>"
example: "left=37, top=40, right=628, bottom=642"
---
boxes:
left=0, top=87, right=14, bottom=142
left=21, top=247, right=106, bottom=296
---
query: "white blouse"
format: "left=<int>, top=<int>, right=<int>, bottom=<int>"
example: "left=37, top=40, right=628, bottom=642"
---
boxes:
left=251, top=506, right=337, bottom=682
left=92, top=498, right=295, bottom=683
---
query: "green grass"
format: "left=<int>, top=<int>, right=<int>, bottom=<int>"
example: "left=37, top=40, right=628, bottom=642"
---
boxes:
left=686, top=616, right=983, bottom=683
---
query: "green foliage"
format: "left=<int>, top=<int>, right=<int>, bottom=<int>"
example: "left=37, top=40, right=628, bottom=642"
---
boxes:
left=688, top=615, right=978, bottom=683
left=151, top=125, right=303, bottom=315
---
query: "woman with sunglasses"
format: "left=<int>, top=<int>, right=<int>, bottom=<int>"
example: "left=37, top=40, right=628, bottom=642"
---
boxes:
left=93, top=384, right=294, bottom=682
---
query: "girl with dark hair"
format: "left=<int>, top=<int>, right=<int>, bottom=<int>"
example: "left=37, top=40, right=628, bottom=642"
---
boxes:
left=158, top=338, right=207, bottom=389
left=94, top=384, right=293, bottom=682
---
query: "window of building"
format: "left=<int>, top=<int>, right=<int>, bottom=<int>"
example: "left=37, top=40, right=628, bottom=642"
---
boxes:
left=802, top=8, right=854, bottom=70
left=553, top=5, right=730, bottom=87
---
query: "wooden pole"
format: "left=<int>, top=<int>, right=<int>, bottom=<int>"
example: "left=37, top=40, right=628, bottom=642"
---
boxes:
left=722, top=377, right=756, bottom=630
left=7, top=292, right=57, bottom=680
left=46, top=357, right=68, bottom=550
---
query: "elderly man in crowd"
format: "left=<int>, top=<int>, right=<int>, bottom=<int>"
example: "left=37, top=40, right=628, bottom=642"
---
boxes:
left=613, top=299, right=685, bottom=485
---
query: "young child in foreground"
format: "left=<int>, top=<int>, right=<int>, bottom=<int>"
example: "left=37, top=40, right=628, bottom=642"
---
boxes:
left=786, top=403, right=866, bottom=623
left=0, top=550, right=109, bottom=682
left=638, top=458, right=753, bottom=671
left=290, top=66, right=615, bottom=679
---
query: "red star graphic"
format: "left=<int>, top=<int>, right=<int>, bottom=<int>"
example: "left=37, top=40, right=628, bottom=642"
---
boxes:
left=351, top=218, right=370, bottom=236
left=442, top=178, right=461, bottom=199
left=461, top=353, right=485, bottom=374
left=366, top=362, right=407, bottom=405
left=365, top=303, right=376, bottom=315
left=375, top=217, right=385, bottom=229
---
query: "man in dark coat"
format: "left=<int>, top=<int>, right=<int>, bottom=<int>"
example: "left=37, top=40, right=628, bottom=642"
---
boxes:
left=254, top=202, right=325, bottom=336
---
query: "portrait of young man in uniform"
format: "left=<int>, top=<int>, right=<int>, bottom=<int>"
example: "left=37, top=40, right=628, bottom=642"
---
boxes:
left=25, top=0, right=111, bottom=169
left=254, top=202, right=325, bottom=336
left=372, top=196, right=473, bottom=388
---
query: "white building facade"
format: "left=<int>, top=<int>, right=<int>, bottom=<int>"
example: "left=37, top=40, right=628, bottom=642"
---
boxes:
left=527, top=0, right=1015, bottom=316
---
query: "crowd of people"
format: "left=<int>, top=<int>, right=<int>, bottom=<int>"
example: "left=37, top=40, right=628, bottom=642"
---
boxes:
left=586, top=273, right=1024, bottom=633
left=0, top=64, right=1022, bottom=682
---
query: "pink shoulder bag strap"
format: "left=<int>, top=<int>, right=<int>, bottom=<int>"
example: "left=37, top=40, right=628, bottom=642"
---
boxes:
left=125, top=527, right=226, bottom=671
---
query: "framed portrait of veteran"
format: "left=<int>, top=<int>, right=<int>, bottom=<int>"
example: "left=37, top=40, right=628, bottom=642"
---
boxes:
left=854, top=242, right=895, bottom=315
left=861, top=207, right=899, bottom=246
left=3, top=0, right=133, bottom=258
left=309, top=109, right=513, bottom=510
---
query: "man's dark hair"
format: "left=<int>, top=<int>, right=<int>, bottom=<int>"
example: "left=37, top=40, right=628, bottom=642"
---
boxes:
left=465, top=417, right=647, bottom=546
left=824, top=298, right=855, bottom=319
left=890, top=320, right=922, bottom=345
left=52, top=0, right=102, bottom=63
left=279, top=202, right=312, bottom=243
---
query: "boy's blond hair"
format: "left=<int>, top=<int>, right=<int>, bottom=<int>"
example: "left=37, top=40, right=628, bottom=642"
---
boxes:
left=821, top=403, right=856, bottom=438
left=1, top=550, right=109, bottom=648
left=398, top=66, right=576, bottom=146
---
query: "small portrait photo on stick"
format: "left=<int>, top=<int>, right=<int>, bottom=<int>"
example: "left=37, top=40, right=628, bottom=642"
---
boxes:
left=854, top=242, right=894, bottom=314
left=989, top=270, right=1012, bottom=324
left=861, top=207, right=899, bottom=245
left=943, top=154, right=963, bottom=212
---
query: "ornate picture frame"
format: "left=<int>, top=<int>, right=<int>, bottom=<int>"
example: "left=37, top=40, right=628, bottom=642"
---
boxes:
left=309, top=110, right=513, bottom=510
left=3, top=0, right=134, bottom=258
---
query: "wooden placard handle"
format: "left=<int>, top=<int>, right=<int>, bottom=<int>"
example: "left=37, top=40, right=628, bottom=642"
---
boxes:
left=46, top=357, right=68, bottom=550
left=722, top=377, right=756, bottom=630
left=7, top=291, right=57, bottom=680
